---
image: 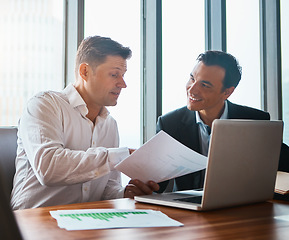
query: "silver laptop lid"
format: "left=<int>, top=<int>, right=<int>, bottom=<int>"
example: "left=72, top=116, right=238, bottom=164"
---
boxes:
left=201, top=119, right=283, bottom=210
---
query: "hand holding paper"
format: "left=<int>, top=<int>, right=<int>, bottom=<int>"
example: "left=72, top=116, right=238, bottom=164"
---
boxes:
left=115, top=131, right=207, bottom=184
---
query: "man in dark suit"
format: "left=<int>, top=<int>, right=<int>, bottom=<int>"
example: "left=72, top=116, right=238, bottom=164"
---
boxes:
left=157, top=50, right=289, bottom=193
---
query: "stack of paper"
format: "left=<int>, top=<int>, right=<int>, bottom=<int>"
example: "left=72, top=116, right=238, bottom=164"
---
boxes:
left=115, top=130, right=207, bottom=183
left=50, top=209, right=183, bottom=230
left=275, top=171, right=289, bottom=195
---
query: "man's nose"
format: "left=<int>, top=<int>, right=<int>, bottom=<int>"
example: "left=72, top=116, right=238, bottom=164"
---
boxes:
left=188, top=82, right=198, bottom=94
left=117, top=77, right=127, bottom=88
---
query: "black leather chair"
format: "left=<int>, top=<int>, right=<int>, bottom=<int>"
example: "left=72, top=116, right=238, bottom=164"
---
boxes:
left=0, top=127, right=18, bottom=194
left=0, top=165, right=23, bottom=240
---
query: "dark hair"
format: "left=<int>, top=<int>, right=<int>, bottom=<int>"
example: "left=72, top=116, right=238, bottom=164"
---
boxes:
left=75, top=35, right=132, bottom=77
left=197, top=50, right=242, bottom=89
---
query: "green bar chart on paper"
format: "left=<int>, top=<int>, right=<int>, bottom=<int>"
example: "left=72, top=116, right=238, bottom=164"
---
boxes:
left=59, top=211, right=148, bottom=222
left=50, top=209, right=183, bottom=230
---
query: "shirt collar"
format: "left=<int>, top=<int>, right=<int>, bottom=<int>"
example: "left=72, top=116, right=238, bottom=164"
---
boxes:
left=220, top=100, right=229, bottom=120
left=62, top=83, right=110, bottom=119
left=63, top=83, right=86, bottom=108
left=196, top=100, right=229, bottom=125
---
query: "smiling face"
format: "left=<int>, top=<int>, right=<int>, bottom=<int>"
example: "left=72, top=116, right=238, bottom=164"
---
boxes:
left=186, top=62, right=234, bottom=124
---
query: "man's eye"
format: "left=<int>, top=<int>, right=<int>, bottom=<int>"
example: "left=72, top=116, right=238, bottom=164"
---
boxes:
left=202, top=83, right=210, bottom=88
left=112, top=74, right=118, bottom=78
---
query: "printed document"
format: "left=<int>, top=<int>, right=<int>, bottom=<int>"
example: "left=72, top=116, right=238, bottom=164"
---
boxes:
left=275, top=171, right=289, bottom=194
left=50, top=209, right=183, bottom=230
left=115, top=130, right=207, bottom=183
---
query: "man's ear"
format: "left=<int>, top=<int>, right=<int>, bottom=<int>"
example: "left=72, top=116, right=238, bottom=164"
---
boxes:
left=224, top=86, right=235, bottom=99
left=79, top=63, right=89, bottom=81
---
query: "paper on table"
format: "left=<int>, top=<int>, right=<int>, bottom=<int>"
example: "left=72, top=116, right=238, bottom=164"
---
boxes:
left=50, top=209, right=183, bottom=230
left=275, top=171, right=289, bottom=195
left=115, top=130, right=207, bottom=183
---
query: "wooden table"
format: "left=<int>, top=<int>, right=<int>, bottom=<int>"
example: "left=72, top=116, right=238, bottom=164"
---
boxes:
left=14, top=198, right=289, bottom=240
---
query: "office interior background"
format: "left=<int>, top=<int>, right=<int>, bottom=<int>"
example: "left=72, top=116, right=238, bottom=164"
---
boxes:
left=0, top=0, right=288, bottom=151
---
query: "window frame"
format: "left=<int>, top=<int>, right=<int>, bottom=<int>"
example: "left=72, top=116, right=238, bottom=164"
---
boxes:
left=70, top=0, right=284, bottom=144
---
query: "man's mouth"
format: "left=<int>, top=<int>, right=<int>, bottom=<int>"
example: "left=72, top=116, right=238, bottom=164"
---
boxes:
left=111, top=91, right=120, bottom=96
left=189, top=96, right=202, bottom=102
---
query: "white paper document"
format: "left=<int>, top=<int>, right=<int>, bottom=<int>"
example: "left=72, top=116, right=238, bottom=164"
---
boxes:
left=115, top=130, right=207, bottom=183
left=50, top=209, right=183, bottom=230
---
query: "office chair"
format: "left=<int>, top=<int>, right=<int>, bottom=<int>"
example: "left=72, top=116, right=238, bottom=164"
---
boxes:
left=0, top=127, right=18, bottom=194
left=0, top=165, right=23, bottom=240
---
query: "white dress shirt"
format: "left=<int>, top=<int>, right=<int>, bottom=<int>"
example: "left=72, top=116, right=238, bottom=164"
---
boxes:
left=11, top=84, right=129, bottom=210
left=196, top=100, right=229, bottom=156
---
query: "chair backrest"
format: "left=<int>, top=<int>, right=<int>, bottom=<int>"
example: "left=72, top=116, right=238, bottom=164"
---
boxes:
left=0, top=166, right=23, bottom=240
left=0, top=127, right=18, bottom=194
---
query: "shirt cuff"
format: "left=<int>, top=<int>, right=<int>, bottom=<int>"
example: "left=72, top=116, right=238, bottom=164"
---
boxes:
left=118, top=187, right=126, bottom=199
left=107, top=147, right=130, bottom=170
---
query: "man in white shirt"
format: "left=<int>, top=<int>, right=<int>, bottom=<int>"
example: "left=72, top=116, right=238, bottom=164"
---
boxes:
left=11, top=36, right=159, bottom=209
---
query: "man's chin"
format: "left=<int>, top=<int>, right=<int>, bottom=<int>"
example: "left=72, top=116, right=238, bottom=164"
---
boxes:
left=112, top=100, right=118, bottom=106
left=108, top=103, right=117, bottom=107
left=105, top=101, right=118, bottom=107
left=187, top=104, right=200, bottom=111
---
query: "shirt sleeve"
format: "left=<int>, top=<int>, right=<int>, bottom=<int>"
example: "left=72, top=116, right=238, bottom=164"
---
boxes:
left=101, top=170, right=126, bottom=200
left=19, top=92, right=129, bottom=187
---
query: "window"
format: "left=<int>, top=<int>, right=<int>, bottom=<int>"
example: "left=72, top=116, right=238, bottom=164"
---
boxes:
left=226, top=0, right=261, bottom=109
left=85, top=0, right=141, bottom=186
left=85, top=0, right=141, bottom=149
left=0, top=0, right=64, bottom=126
left=162, top=0, right=205, bottom=115
left=281, top=0, right=289, bottom=144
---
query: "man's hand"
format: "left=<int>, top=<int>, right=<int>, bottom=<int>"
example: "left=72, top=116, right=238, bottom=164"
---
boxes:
left=124, top=179, right=160, bottom=199
left=128, top=148, right=135, bottom=154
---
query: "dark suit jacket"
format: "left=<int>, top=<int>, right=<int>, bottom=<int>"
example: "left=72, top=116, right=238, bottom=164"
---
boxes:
left=156, top=100, right=289, bottom=192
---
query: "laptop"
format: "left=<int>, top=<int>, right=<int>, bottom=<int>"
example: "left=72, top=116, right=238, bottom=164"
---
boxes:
left=134, top=119, right=283, bottom=211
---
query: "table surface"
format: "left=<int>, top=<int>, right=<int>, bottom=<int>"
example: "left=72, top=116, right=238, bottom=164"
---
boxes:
left=14, top=198, right=289, bottom=240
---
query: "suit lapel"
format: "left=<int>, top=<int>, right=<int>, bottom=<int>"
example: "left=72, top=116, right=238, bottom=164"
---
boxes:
left=179, top=109, right=201, bottom=154
left=175, top=109, right=204, bottom=190
left=227, top=100, right=238, bottom=119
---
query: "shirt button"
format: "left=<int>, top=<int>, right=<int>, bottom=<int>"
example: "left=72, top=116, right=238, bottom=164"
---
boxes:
left=84, top=187, right=88, bottom=191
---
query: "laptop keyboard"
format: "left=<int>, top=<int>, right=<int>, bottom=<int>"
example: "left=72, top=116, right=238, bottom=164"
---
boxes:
left=174, top=196, right=202, bottom=204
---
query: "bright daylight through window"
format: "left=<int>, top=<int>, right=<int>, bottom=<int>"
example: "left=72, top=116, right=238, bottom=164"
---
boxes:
left=281, top=0, right=289, bottom=144
left=226, top=0, right=261, bottom=109
left=0, top=0, right=64, bottom=126
left=162, top=0, right=205, bottom=115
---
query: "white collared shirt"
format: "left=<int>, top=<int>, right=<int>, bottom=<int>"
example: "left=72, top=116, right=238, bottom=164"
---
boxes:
left=196, top=100, right=229, bottom=156
left=11, top=84, right=129, bottom=210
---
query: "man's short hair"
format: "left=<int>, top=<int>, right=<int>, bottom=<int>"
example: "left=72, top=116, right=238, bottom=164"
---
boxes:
left=75, top=35, right=132, bottom=77
left=197, top=50, right=242, bottom=89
